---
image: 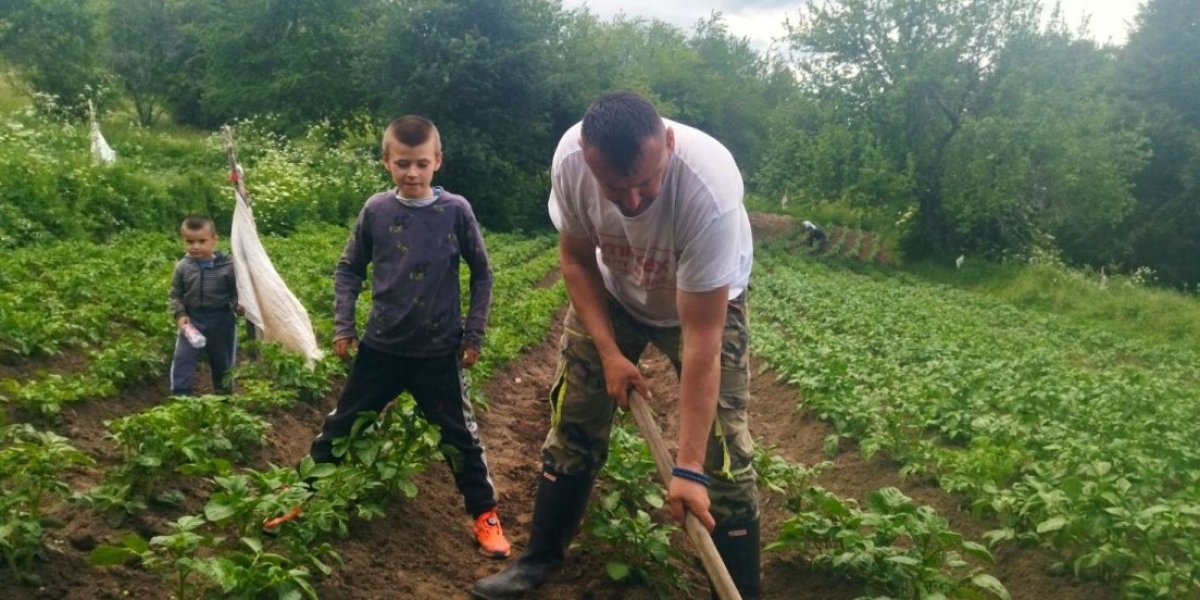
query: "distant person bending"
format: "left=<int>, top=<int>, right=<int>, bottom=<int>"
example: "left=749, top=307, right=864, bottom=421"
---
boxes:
left=168, top=216, right=240, bottom=395
left=803, top=220, right=827, bottom=250
left=297, top=115, right=511, bottom=559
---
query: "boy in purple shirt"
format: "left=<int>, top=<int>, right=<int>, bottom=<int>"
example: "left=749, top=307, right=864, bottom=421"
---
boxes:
left=307, top=115, right=510, bottom=558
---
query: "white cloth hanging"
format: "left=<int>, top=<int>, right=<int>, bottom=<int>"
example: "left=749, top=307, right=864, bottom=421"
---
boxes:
left=230, top=186, right=323, bottom=366
left=89, top=121, right=116, bottom=164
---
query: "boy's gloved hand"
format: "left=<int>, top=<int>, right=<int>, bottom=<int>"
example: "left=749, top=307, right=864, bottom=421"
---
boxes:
left=461, top=346, right=481, bottom=368
left=333, top=336, right=359, bottom=361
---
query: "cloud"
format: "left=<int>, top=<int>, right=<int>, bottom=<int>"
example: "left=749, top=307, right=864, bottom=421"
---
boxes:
left=561, top=0, right=1138, bottom=51
left=714, top=0, right=802, bottom=10
left=1055, top=0, right=1138, bottom=44
left=574, top=0, right=799, bottom=23
left=565, top=0, right=796, bottom=45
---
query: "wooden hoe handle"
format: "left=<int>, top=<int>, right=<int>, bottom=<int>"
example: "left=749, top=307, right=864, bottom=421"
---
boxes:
left=627, top=390, right=742, bottom=600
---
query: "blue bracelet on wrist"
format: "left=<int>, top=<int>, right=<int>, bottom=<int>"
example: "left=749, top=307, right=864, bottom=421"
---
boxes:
left=671, top=466, right=710, bottom=486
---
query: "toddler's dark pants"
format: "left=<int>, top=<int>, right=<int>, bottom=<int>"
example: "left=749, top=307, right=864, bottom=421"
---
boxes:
left=170, top=307, right=236, bottom=395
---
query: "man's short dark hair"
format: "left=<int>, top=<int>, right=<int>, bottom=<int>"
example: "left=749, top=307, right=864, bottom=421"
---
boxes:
left=181, top=216, right=215, bottom=234
left=382, top=115, right=441, bottom=157
left=581, top=92, right=664, bottom=176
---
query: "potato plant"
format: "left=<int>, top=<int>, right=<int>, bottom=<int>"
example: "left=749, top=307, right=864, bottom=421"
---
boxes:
left=92, top=402, right=440, bottom=599
left=84, top=396, right=269, bottom=516
left=752, top=240, right=1200, bottom=596
left=0, top=424, right=94, bottom=583
left=584, top=422, right=690, bottom=597
left=770, top=486, right=1010, bottom=600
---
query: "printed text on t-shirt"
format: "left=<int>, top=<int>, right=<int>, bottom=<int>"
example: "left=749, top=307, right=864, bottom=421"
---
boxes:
left=599, top=242, right=675, bottom=290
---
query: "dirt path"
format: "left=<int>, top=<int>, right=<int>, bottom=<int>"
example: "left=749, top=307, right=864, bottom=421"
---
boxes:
left=311, top=311, right=679, bottom=600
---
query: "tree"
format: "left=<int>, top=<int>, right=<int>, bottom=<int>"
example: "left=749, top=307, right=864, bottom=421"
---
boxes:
left=756, top=97, right=916, bottom=217
left=775, top=0, right=1147, bottom=264
left=683, top=13, right=779, bottom=169
left=196, top=0, right=366, bottom=128
left=783, top=0, right=1043, bottom=255
left=103, top=0, right=188, bottom=126
left=1117, top=0, right=1200, bottom=287
left=940, top=26, right=1145, bottom=260
left=551, top=11, right=785, bottom=172
left=353, top=0, right=567, bottom=230
left=0, top=0, right=104, bottom=116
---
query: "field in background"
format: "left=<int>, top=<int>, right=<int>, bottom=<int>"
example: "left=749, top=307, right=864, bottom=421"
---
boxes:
left=753, top=229, right=1200, bottom=598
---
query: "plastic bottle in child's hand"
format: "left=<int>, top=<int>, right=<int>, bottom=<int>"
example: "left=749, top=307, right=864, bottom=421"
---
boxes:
left=183, top=324, right=207, bottom=349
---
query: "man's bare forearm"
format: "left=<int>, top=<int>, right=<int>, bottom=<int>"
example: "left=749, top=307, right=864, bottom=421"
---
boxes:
left=559, top=235, right=622, bottom=362
left=676, top=345, right=720, bottom=470
left=674, top=287, right=728, bottom=470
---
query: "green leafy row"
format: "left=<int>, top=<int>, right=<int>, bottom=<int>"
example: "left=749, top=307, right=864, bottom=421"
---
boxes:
left=3, top=224, right=568, bottom=595
left=751, top=242, right=1200, bottom=598
left=771, top=485, right=1010, bottom=600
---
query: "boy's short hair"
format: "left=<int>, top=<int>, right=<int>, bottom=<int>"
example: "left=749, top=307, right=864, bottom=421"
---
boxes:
left=581, top=91, right=664, bottom=176
left=181, top=216, right=216, bottom=235
left=381, top=115, right=441, bottom=157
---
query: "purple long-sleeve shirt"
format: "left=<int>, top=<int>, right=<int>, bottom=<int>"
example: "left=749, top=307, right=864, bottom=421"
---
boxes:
left=334, top=187, right=493, bottom=357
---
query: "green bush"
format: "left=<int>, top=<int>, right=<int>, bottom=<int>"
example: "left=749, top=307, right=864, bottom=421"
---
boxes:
left=0, top=110, right=384, bottom=247
left=0, top=109, right=224, bottom=246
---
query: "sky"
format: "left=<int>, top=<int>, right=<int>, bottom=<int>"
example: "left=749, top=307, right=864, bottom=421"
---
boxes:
left=558, top=0, right=1144, bottom=54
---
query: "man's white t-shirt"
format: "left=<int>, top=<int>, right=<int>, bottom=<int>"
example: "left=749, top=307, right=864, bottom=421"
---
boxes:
left=549, top=118, right=753, bottom=327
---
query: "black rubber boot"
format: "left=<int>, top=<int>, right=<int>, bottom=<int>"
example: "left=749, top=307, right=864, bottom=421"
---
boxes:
left=472, top=471, right=594, bottom=599
left=710, top=517, right=761, bottom=600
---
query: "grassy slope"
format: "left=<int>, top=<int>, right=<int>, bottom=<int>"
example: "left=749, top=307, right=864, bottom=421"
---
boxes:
left=0, top=71, right=28, bottom=113
left=905, top=259, right=1200, bottom=350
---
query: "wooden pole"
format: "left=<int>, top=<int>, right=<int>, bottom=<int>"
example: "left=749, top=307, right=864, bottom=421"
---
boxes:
left=221, top=125, right=250, bottom=206
left=220, top=125, right=259, bottom=348
left=627, top=390, right=742, bottom=600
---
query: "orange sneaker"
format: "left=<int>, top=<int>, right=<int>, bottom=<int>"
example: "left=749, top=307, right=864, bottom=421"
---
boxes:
left=263, top=505, right=303, bottom=531
left=262, top=485, right=304, bottom=532
left=473, top=508, right=512, bottom=559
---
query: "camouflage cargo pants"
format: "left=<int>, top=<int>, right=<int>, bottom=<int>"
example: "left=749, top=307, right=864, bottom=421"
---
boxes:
left=541, top=292, right=759, bottom=523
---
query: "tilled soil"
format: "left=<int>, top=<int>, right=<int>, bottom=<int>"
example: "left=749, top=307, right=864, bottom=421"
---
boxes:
left=6, top=308, right=1114, bottom=599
